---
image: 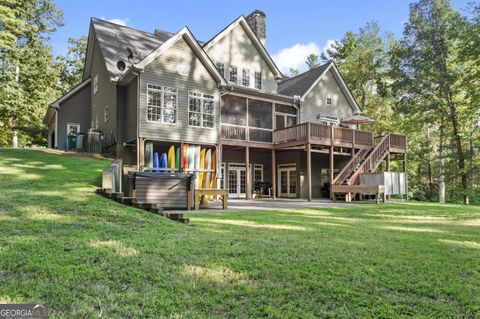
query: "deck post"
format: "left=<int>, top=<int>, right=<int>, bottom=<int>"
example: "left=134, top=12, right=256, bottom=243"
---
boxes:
left=403, top=152, right=408, bottom=201
left=272, top=149, right=276, bottom=199
left=180, top=142, right=184, bottom=172
left=329, top=126, right=335, bottom=200
left=307, top=142, right=312, bottom=201
left=245, top=146, right=250, bottom=200
left=352, top=130, right=356, bottom=157
left=329, top=145, right=334, bottom=200
left=137, top=137, right=145, bottom=171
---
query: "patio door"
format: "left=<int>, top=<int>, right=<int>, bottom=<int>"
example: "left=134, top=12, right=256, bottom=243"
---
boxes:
left=228, top=163, right=246, bottom=198
left=278, top=164, right=297, bottom=198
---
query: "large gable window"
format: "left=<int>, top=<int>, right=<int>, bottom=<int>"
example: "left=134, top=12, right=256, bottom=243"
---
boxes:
left=254, top=71, right=262, bottom=90
left=189, top=92, right=215, bottom=128
left=147, top=84, right=177, bottom=124
left=229, top=65, right=238, bottom=84
left=242, top=68, right=250, bottom=87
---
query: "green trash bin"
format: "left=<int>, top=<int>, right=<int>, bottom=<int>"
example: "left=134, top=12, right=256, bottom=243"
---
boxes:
left=67, top=134, right=77, bottom=150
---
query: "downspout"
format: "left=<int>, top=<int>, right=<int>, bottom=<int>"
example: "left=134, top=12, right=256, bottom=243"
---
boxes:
left=54, top=107, right=59, bottom=148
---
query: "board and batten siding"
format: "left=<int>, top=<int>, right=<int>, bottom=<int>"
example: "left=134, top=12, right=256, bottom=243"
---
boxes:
left=57, top=83, right=91, bottom=149
left=90, top=39, right=117, bottom=148
left=300, top=70, right=356, bottom=124
left=139, top=38, right=220, bottom=145
left=205, top=23, right=277, bottom=93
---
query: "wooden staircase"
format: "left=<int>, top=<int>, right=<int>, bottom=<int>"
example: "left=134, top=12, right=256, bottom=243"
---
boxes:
left=332, top=134, right=392, bottom=201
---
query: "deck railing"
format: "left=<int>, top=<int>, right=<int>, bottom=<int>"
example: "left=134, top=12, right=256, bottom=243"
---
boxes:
left=272, top=123, right=308, bottom=143
left=223, top=122, right=404, bottom=150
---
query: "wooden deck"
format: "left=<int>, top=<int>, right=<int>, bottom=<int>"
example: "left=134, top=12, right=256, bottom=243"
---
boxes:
left=220, top=122, right=406, bottom=153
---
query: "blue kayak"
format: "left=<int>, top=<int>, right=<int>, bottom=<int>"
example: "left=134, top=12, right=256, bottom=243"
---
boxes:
left=153, top=152, right=159, bottom=172
left=160, top=153, right=168, bottom=173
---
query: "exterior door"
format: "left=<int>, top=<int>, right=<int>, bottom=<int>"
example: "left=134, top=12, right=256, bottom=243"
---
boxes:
left=228, top=164, right=246, bottom=198
left=278, top=164, right=297, bottom=198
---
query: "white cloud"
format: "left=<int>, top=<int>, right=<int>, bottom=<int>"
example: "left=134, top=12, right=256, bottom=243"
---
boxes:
left=272, top=39, right=337, bottom=75
left=101, top=17, right=129, bottom=26
left=272, top=42, right=320, bottom=74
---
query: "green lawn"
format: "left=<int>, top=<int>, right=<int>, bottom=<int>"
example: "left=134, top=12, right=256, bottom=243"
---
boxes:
left=0, top=149, right=479, bottom=318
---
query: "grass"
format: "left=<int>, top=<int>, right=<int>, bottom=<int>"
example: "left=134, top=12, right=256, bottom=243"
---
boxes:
left=0, top=149, right=479, bottom=318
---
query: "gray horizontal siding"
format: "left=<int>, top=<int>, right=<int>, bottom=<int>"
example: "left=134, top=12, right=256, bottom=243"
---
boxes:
left=139, top=38, right=220, bottom=145
left=57, top=83, right=91, bottom=149
left=300, top=70, right=355, bottom=124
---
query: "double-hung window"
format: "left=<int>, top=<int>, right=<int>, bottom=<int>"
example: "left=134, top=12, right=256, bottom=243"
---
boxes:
left=242, top=68, right=250, bottom=87
left=254, top=71, right=262, bottom=89
left=188, top=91, right=215, bottom=128
left=326, top=97, right=332, bottom=105
left=216, top=62, right=225, bottom=77
left=147, top=84, right=177, bottom=124
left=229, top=65, right=238, bottom=84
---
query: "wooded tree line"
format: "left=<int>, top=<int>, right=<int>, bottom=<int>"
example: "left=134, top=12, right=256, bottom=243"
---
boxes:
left=0, top=0, right=478, bottom=204
left=0, top=0, right=85, bottom=147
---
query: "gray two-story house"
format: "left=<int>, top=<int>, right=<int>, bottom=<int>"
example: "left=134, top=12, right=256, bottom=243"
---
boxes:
left=44, top=10, right=407, bottom=201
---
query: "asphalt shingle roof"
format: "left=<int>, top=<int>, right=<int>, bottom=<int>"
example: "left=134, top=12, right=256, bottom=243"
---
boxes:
left=91, top=18, right=170, bottom=78
left=278, top=62, right=331, bottom=97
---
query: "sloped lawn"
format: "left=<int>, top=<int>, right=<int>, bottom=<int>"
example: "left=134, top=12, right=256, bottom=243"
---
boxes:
left=0, top=149, right=479, bottom=318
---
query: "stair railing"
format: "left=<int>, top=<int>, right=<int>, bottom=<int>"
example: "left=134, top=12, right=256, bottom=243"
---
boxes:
left=333, top=146, right=372, bottom=185
left=346, top=134, right=391, bottom=185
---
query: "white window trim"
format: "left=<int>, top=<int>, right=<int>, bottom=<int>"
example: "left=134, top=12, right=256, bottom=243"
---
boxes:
left=253, top=164, right=264, bottom=182
left=93, top=74, right=98, bottom=94
left=254, top=71, right=262, bottom=90
left=242, top=68, right=250, bottom=87
left=216, top=62, right=225, bottom=78
left=146, top=83, right=178, bottom=125
left=188, top=91, right=216, bottom=129
left=104, top=106, right=109, bottom=123
left=229, top=65, right=238, bottom=84
left=66, top=123, right=80, bottom=140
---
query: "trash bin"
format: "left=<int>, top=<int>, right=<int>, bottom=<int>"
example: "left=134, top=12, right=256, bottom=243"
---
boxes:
left=76, top=133, right=86, bottom=150
left=67, top=134, right=77, bottom=150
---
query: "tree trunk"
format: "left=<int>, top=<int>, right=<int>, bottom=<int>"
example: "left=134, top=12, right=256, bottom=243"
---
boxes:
left=446, top=97, right=468, bottom=204
left=11, top=112, right=18, bottom=148
left=439, top=125, right=445, bottom=204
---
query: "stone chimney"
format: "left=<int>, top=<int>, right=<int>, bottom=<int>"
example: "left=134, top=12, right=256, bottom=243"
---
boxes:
left=246, top=10, right=266, bottom=47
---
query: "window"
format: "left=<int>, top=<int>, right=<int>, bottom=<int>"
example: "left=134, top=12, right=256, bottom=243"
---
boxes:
left=242, top=68, right=250, bottom=87
left=104, top=106, right=109, bottom=122
left=229, top=65, right=238, bottom=84
left=254, top=71, right=262, bottom=89
left=147, top=84, right=177, bottom=124
left=220, top=163, right=225, bottom=189
left=216, top=62, right=225, bottom=77
left=188, top=91, right=215, bottom=128
left=254, top=164, right=263, bottom=182
left=93, top=74, right=98, bottom=94
left=326, top=97, right=332, bottom=105
left=67, top=123, right=80, bottom=136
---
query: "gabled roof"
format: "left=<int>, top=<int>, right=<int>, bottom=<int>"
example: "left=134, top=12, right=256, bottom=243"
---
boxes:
left=44, top=79, right=91, bottom=124
left=132, top=27, right=227, bottom=86
left=278, top=62, right=331, bottom=97
left=202, top=16, right=283, bottom=79
left=278, top=61, right=362, bottom=114
left=83, top=18, right=172, bottom=80
left=50, top=78, right=91, bottom=108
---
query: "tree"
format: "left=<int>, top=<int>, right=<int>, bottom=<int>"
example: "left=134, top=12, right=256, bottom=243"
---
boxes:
left=289, top=68, right=299, bottom=76
left=390, top=0, right=473, bottom=204
left=0, top=0, right=63, bottom=148
left=324, top=21, right=395, bottom=135
left=56, top=35, right=87, bottom=93
left=305, top=53, right=319, bottom=70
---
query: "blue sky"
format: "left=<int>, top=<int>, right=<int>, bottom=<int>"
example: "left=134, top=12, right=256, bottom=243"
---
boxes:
left=50, top=0, right=472, bottom=73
